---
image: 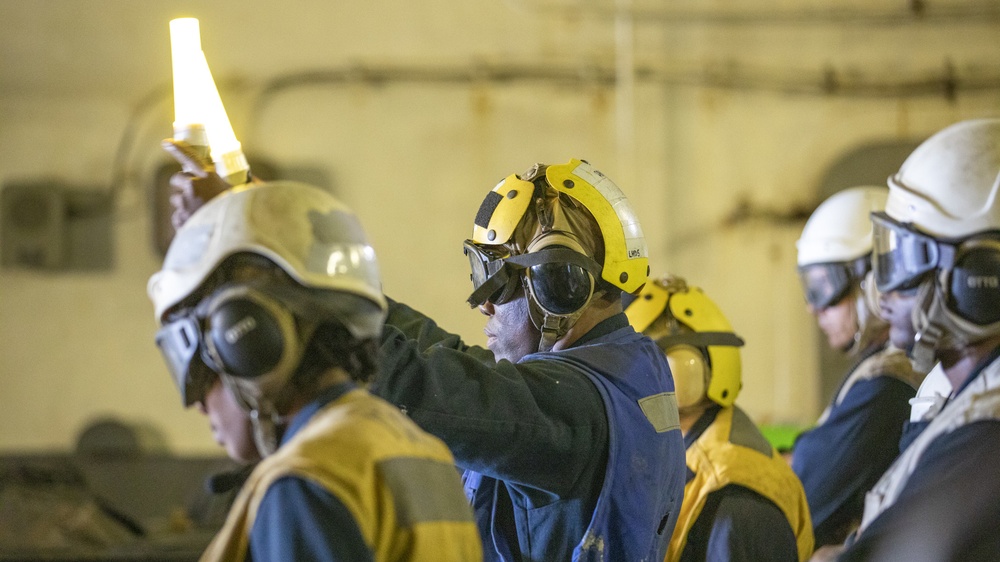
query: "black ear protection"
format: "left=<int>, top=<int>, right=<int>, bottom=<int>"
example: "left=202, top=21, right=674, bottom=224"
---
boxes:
left=945, top=238, right=1000, bottom=326
left=523, top=231, right=598, bottom=317
left=198, top=285, right=303, bottom=380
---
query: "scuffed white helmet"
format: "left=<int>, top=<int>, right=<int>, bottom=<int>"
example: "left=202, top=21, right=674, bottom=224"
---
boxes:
left=797, top=186, right=887, bottom=268
left=871, top=118, right=1000, bottom=372
left=148, top=181, right=387, bottom=339
left=885, top=118, right=1000, bottom=240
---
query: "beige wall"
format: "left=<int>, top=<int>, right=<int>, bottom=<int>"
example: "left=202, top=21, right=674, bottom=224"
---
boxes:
left=1, top=1, right=998, bottom=454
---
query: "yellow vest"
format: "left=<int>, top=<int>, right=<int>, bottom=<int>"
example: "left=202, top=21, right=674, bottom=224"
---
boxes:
left=667, top=406, right=814, bottom=562
left=200, top=388, right=483, bottom=562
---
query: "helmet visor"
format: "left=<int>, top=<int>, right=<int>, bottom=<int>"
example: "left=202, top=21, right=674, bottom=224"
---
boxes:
left=155, top=315, right=217, bottom=407
left=871, top=212, right=949, bottom=293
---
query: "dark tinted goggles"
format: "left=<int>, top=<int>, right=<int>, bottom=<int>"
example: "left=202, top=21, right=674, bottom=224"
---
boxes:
left=463, top=241, right=602, bottom=308
left=798, top=256, right=869, bottom=310
left=871, top=212, right=956, bottom=293
left=155, top=311, right=219, bottom=407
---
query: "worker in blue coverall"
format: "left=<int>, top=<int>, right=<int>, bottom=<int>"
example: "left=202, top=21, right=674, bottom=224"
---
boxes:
left=791, top=186, right=922, bottom=548
left=164, top=149, right=687, bottom=561
left=149, top=178, right=482, bottom=561
left=626, top=275, right=814, bottom=562
left=811, top=119, right=1000, bottom=561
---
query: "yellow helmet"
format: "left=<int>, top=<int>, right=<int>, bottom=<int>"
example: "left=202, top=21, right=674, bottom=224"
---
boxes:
left=464, top=159, right=649, bottom=350
left=626, top=276, right=744, bottom=408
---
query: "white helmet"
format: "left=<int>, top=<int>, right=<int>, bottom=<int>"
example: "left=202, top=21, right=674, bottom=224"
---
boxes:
left=148, top=181, right=387, bottom=455
left=885, top=118, right=1000, bottom=239
left=797, top=186, right=889, bottom=353
left=148, top=181, right=386, bottom=333
left=872, top=118, right=1000, bottom=371
left=797, top=186, right=887, bottom=268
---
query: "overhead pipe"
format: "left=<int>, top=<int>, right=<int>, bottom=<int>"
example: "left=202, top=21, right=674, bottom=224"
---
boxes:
left=503, top=0, right=1000, bottom=25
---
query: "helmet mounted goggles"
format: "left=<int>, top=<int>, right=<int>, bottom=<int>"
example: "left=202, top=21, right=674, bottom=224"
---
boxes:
left=464, top=160, right=649, bottom=309
left=464, top=241, right=602, bottom=311
left=797, top=255, right=871, bottom=310
left=155, top=307, right=219, bottom=407
left=871, top=211, right=958, bottom=293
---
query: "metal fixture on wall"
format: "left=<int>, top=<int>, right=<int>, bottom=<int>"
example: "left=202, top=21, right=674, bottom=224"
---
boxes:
left=0, top=181, right=114, bottom=271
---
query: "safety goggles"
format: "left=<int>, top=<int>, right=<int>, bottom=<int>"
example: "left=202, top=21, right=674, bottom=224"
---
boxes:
left=798, top=256, right=870, bottom=310
left=464, top=240, right=602, bottom=310
left=155, top=309, right=219, bottom=407
left=464, top=241, right=517, bottom=306
left=871, top=212, right=956, bottom=293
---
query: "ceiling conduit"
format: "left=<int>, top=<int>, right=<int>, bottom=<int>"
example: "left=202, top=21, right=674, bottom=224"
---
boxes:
left=503, top=0, right=1000, bottom=26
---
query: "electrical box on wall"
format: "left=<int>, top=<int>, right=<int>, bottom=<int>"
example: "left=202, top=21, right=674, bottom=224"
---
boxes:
left=0, top=181, right=114, bottom=271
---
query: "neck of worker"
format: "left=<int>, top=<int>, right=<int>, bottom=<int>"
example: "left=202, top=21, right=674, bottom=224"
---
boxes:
left=938, top=335, right=1000, bottom=394
left=551, top=294, right=621, bottom=352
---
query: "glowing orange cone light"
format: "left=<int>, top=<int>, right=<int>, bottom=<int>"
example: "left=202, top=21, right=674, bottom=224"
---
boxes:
left=169, top=18, right=209, bottom=160
left=169, top=17, right=250, bottom=186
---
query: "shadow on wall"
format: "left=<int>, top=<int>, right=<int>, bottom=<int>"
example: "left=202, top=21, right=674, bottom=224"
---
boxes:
left=0, top=417, right=241, bottom=562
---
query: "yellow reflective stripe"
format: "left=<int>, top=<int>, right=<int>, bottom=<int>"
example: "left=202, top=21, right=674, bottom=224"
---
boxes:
left=638, top=392, right=680, bottom=433
left=546, top=159, right=648, bottom=293
left=378, top=457, right=473, bottom=526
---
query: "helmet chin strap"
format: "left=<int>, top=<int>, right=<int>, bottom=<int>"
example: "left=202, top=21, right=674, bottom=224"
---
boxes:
left=531, top=302, right=581, bottom=353
left=854, top=273, right=889, bottom=355
left=524, top=283, right=584, bottom=353
left=220, top=374, right=289, bottom=458
left=248, top=405, right=283, bottom=457
left=538, top=315, right=562, bottom=352
left=907, top=276, right=1000, bottom=374
left=212, top=319, right=316, bottom=458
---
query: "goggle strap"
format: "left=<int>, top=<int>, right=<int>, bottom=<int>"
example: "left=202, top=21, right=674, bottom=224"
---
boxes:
left=466, top=246, right=602, bottom=307
left=656, top=332, right=746, bottom=349
left=848, top=255, right=871, bottom=279
left=467, top=268, right=514, bottom=307
left=937, top=243, right=956, bottom=270
left=506, top=247, right=603, bottom=277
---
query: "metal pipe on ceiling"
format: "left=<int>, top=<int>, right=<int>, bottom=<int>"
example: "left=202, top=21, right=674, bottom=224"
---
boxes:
left=503, top=0, right=1000, bottom=25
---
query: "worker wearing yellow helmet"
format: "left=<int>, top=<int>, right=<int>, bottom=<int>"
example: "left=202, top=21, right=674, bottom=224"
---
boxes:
left=374, top=159, right=686, bottom=561
left=627, top=275, right=814, bottom=562
left=163, top=152, right=688, bottom=561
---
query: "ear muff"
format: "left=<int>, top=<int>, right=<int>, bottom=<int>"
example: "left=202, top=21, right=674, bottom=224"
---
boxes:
left=202, top=285, right=302, bottom=380
left=665, top=344, right=709, bottom=409
left=524, top=231, right=595, bottom=316
left=946, top=239, right=1000, bottom=326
